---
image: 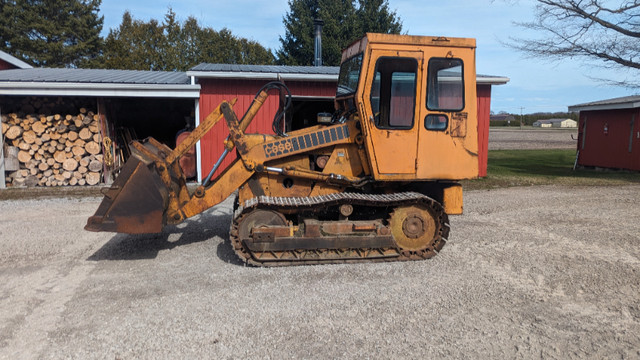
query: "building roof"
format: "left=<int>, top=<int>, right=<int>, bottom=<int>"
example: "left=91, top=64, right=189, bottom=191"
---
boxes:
left=188, top=64, right=339, bottom=82
left=569, top=95, right=640, bottom=112
left=0, top=50, right=32, bottom=69
left=188, top=63, right=510, bottom=85
left=534, top=118, right=575, bottom=124
left=0, top=68, right=200, bottom=98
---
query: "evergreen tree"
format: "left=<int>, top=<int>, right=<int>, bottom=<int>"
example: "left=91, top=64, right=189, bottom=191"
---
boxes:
left=0, top=0, right=103, bottom=68
left=277, top=0, right=402, bottom=66
left=97, top=9, right=275, bottom=71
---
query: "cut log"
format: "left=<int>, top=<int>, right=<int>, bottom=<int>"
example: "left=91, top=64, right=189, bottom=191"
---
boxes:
left=17, top=150, right=32, bottom=163
left=69, top=177, right=78, bottom=186
left=85, top=172, right=100, bottom=185
left=1, top=122, right=9, bottom=135
left=6, top=125, right=23, bottom=140
left=77, top=165, right=88, bottom=174
left=88, top=159, right=102, bottom=172
left=46, top=157, right=55, bottom=166
left=67, top=130, right=78, bottom=141
left=31, top=121, right=46, bottom=135
left=41, top=133, right=51, bottom=142
left=85, top=141, right=101, bottom=155
left=54, top=150, right=67, bottom=163
left=72, top=146, right=86, bottom=157
left=38, top=162, right=49, bottom=172
left=92, top=133, right=101, bottom=143
left=78, top=128, right=92, bottom=140
left=79, top=157, right=90, bottom=167
left=18, top=142, right=31, bottom=151
left=22, top=130, right=37, bottom=144
left=62, top=171, right=72, bottom=180
left=63, top=158, right=78, bottom=171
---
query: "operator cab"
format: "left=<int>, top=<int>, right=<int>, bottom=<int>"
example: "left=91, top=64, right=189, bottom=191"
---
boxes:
left=333, top=33, right=479, bottom=181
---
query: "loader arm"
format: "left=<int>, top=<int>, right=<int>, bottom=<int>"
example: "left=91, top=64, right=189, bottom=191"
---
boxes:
left=86, top=88, right=366, bottom=234
left=85, top=93, right=263, bottom=234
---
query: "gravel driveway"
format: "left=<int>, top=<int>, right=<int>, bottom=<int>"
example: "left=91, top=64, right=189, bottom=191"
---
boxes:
left=1, top=185, right=639, bottom=359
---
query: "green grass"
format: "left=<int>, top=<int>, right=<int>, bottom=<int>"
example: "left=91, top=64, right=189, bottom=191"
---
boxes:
left=464, top=149, right=640, bottom=190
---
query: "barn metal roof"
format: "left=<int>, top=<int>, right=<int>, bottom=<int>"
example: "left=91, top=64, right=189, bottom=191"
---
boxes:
left=0, top=68, right=200, bottom=98
left=188, top=63, right=510, bottom=85
left=188, top=64, right=339, bottom=81
left=569, top=95, right=640, bottom=112
left=0, top=50, right=32, bottom=69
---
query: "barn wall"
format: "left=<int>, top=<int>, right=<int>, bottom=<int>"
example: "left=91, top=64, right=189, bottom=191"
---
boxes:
left=198, top=79, right=337, bottom=179
left=0, top=59, right=17, bottom=70
left=577, top=108, right=640, bottom=171
left=476, top=84, right=492, bottom=177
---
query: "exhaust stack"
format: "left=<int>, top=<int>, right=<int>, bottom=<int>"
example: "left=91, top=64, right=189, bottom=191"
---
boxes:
left=314, top=18, right=324, bottom=67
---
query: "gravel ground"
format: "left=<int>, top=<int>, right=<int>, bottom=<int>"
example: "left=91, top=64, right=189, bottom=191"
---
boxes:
left=1, top=185, right=639, bottom=359
left=489, top=128, right=578, bottom=150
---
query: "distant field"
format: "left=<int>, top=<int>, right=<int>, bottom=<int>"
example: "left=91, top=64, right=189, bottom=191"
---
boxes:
left=489, top=127, right=578, bottom=150
left=465, top=149, right=640, bottom=190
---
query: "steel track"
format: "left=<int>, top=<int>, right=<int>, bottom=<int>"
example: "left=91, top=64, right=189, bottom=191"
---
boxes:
left=229, top=192, right=450, bottom=267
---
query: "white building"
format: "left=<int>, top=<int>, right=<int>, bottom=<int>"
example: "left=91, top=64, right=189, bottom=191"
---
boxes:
left=532, top=118, right=577, bottom=128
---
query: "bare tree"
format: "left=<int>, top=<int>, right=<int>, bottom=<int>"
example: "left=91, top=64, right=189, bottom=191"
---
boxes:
left=508, top=1, right=640, bottom=86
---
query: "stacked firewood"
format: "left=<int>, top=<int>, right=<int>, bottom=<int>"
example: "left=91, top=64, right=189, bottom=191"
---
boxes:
left=2, top=108, right=104, bottom=187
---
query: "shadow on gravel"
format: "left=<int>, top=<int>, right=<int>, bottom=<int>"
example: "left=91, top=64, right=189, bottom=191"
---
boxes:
left=216, top=241, right=247, bottom=266
left=88, top=208, right=233, bottom=261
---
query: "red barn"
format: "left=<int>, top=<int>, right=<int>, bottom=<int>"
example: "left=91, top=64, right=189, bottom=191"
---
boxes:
left=188, top=64, right=508, bottom=181
left=0, top=50, right=32, bottom=70
left=569, top=96, right=640, bottom=171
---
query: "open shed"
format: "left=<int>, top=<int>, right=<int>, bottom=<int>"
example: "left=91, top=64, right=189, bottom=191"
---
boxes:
left=188, top=64, right=508, bottom=181
left=569, top=96, right=640, bottom=171
left=0, top=68, right=200, bottom=187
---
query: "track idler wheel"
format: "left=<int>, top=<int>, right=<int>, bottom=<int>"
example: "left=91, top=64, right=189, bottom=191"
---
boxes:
left=389, top=204, right=442, bottom=259
left=233, top=209, right=287, bottom=261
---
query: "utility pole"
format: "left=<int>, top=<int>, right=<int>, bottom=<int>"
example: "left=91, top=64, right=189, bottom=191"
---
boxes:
left=519, top=107, right=524, bottom=130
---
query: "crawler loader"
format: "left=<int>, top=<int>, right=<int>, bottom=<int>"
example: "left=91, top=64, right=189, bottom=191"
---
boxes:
left=86, top=33, right=479, bottom=266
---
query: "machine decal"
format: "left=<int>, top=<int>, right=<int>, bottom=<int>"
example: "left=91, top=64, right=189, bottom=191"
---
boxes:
left=263, top=125, right=350, bottom=158
left=451, top=112, right=468, bottom=138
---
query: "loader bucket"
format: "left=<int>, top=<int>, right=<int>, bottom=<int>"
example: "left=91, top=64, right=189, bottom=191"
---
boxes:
left=85, top=156, right=170, bottom=234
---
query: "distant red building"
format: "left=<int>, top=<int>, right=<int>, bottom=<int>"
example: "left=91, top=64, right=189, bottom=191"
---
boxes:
left=188, top=64, right=508, bottom=181
left=569, top=96, right=640, bottom=171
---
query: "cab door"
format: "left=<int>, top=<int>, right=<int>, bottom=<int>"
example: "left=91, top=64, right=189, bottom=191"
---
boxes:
left=360, top=50, right=423, bottom=177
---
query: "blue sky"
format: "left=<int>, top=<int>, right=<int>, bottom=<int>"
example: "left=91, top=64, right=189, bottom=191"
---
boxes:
left=99, top=0, right=636, bottom=114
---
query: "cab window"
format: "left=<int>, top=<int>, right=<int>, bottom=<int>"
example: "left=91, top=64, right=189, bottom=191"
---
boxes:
left=370, top=57, right=417, bottom=129
left=427, top=58, right=464, bottom=111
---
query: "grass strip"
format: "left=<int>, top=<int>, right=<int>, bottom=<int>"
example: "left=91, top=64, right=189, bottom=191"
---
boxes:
left=464, top=149, right=640, bottom=190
